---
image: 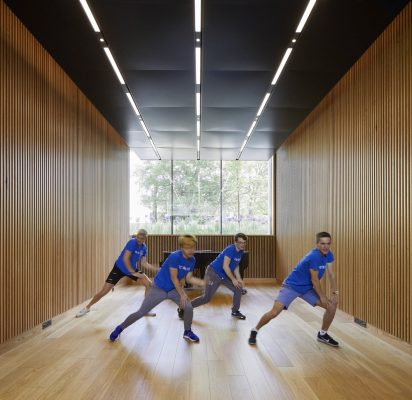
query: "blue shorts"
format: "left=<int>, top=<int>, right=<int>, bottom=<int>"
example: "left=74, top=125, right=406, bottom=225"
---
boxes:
left=276, top=285, right=319, bottom=309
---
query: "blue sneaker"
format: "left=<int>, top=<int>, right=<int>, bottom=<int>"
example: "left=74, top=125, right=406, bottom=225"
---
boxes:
left=183, top=329, right=200, bottom=342
left=109, top=325, right=123, bottom=342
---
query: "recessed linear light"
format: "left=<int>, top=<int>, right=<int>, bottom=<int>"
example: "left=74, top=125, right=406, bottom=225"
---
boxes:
left=79, top=0, right=161, bottom=159
left=79, top=0, right=100, bottom=32
left=126, top=93, right=140, bottom=117
left=271, top=48, right=293, bottom=86
left=149, top=138, right=161, bottom=159
left=246, top=121, right=257, bottom=137
left=140, top=121, right=150, bottom=138
left=296, top=0, right=317, bottom=33
left=196, top=120, right=200, bottom=137
left=256, top=93, right=271, bottom=117
left=195, top=47, right=201, bottom=85
left=103, top=47, right=125, bottom=85
left=240, top=139, right=248, bottom=153
left=195, top=0, right=202, bottom=32
left=196, top=92, right=201, bottom=116
left=237, top=0, right=317, bottom=160
left=197, top=139, right=200, bottom=152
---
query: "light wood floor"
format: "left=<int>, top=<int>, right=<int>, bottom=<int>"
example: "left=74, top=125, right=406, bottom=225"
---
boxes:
left=1, top=283, right=412, bottom=400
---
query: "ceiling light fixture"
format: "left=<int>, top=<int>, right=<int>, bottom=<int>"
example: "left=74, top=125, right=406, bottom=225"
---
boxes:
left=195, top=47, right=201, bottom=84
left=195, top=0, right=202, bottom=32
left=256, top=93, right=271, bottom=117
left=246, top=121, right=257, bottom=137
left=196, top=92, right=201, bottom=116
left=126, top=92, right=140, bottom=117
left=271, top=48, right=293, bottom=86
left=194, top=0, right=202, bottom=160
left=296, top=0, right=317, bottom=33
left=103, top=47, right=125, bottom=85
left=236, top=0, right=317, bottom=160
left=79, top=0, right=100, bottom=32
left=79, top=0, right=161, bottom=159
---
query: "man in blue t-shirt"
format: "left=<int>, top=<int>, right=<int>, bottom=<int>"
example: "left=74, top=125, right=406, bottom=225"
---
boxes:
left=248, top=232, right=340, bottom=347
left=109, top=235, right=204, bottom=343
left=76, top=229, right=157, bottom=318
left=179, top=233, right=248, bottom=321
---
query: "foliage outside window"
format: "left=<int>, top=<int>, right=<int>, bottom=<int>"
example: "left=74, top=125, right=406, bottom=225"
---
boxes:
left=130, top=152, right=272, bottom=235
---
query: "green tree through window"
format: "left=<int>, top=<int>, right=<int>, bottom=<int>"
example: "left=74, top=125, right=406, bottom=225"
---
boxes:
left=130, top=152, right=272, bottom=235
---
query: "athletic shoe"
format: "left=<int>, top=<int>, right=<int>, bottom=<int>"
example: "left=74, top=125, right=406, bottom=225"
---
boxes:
left=248, top=330, right=258, bottom=345
left=177, top=307, right=184, bottom=320
left=75, top=307, right=90, bottom=318
left=109, top=325, right=123, bottom=342
left=145, top=312, right=157, bottom=317
left=231, top=310, right=246, bottom=320
left=241, top=288, right=248, bottom=295
left=317, top=332, right=339, bottom=347
left=183, top=329, right=200, bottom=342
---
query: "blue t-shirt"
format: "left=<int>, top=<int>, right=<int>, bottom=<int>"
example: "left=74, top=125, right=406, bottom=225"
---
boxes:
left=154, top=250, right=196, bottom=292
left=116, top=239, right=147, bottom=275
left=284, top=248, right=334, bottom=294
left=211, top=244, right=244, bottom=279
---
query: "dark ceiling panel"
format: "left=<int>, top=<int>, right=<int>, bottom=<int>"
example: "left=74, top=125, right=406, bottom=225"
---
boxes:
left=202, top=71, right=273, bottom=108
left=140, top=107, right=195, bottom=132
left=202, top=108, right=256, bottom=132
left=127, top=71, right=195, bottom=108
left=4, top=0, right=410, bottom=161
left=151, top=131, right=196, bottom=148
left=203, top=0, right=308, bottom=71
left=90, top=0, right=194, bottom=71
left=257, top=108, right=310, bottom=132
left=202, top=131, right=245, bottom=148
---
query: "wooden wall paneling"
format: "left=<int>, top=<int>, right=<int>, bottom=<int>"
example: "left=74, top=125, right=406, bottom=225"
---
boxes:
left=141, top=235, right=275, bottom=279
left=276, top=3, right=412, bottom=343
left=0, top=1, right=129, bottom=344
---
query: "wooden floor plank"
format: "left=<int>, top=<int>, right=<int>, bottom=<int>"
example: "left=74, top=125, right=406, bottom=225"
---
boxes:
left=0, top=284, right=411, bottom=400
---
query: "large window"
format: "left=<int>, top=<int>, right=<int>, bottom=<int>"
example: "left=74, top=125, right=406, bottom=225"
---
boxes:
left=173, top=161, right=221, bottom=234
left=130, top=151, right=272, bottom=235
left=222, top=161, right=271, bottom=234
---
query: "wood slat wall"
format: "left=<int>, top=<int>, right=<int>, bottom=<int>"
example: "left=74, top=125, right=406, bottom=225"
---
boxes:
left=276, top=4, right=411, bottom=343
left=142, top=235, right=275, bottom=279
left=0, top=2, right=129, bottom=344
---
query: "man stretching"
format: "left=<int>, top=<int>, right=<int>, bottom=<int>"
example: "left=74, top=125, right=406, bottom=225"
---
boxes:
left=248, top=232, right=339, bottom=347
left=178, top=233, right=248, bottom=321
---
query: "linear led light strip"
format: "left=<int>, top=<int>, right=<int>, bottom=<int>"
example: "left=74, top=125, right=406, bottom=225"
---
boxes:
left=195, top=0, right=202, bottom=160
left=78, top=0, right=161, bottom=159
left=236, top=0, right=317, bottom=160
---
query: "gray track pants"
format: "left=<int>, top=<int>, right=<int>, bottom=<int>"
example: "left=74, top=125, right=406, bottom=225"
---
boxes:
left=191, top=266, right=242, bottom=312
left=121, top=283, right=193, bottom=331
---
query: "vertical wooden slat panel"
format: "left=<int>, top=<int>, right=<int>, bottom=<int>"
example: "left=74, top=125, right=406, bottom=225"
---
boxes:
left=0, top=1, right=129, bottom=344
left=276, top=3, right=411, bottom=343
left=142, top=235, right=275, bottom=279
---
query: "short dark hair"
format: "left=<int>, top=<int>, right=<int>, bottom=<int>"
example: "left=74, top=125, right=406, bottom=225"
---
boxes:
left=316, top=232, right=331, bottom=243
left=234, top=233, right=248, bottom=242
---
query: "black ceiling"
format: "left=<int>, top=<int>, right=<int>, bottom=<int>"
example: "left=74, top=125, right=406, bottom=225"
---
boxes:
left=4, top=0, right=410, bottom=160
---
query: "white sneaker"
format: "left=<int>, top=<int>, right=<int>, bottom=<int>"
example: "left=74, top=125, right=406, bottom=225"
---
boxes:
left=145, top=312, right=156, bottom=317
left=76, top=308, right=90, bottom=318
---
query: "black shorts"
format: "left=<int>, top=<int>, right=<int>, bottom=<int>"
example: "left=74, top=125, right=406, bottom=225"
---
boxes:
left=105, top=264, right=140, bottom=285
